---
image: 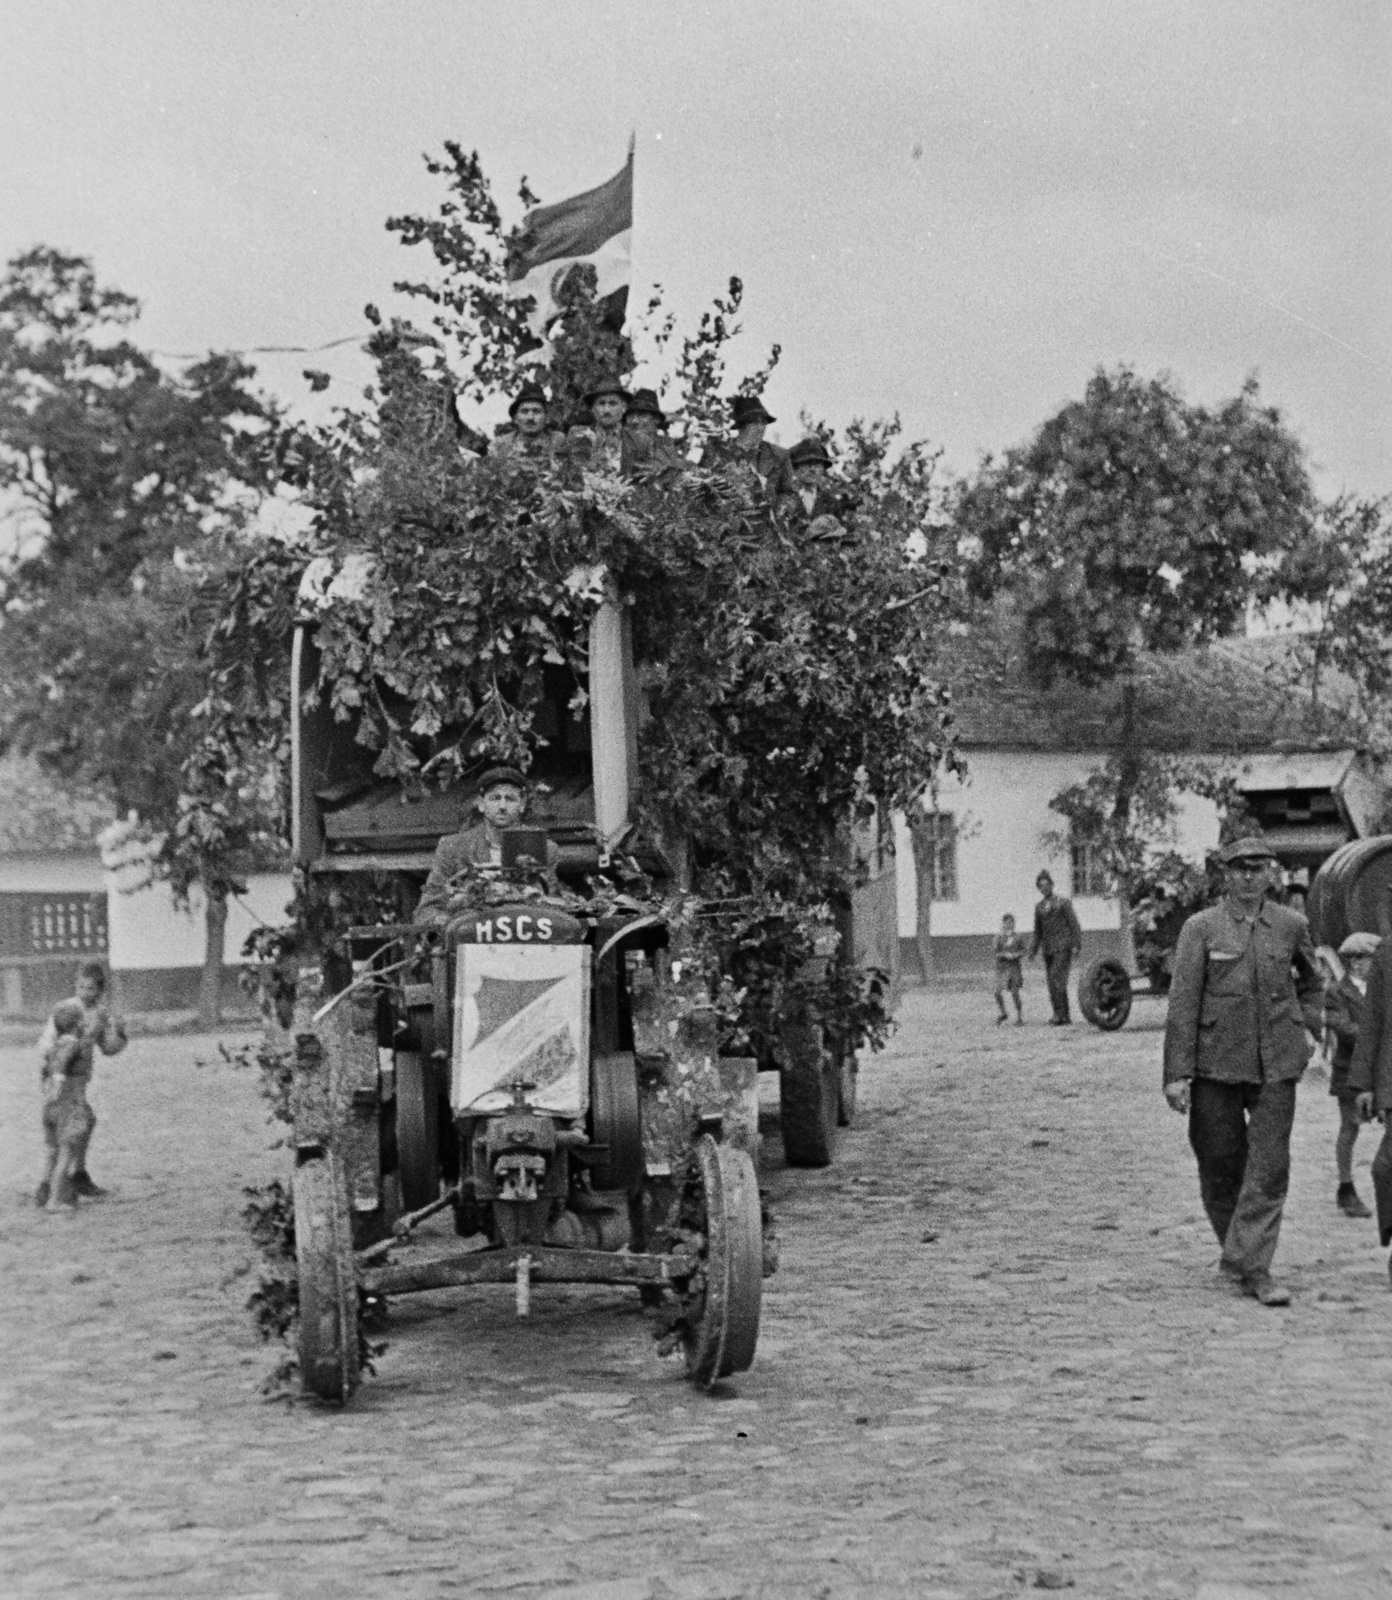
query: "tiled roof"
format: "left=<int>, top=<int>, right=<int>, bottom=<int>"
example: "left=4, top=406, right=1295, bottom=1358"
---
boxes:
left=941, top=622, right=1359, bottom=755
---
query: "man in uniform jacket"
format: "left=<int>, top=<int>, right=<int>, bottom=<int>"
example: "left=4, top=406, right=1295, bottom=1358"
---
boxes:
left=1348, top=918, right=1392, bottom=1283
left=1163, top=835, right=1322, bottom=1305
left=1029, top=870, right=1083, bottom=1024
left=585, top=378, right=628, bottom=469
left=414, top=767, right=561, bottom=928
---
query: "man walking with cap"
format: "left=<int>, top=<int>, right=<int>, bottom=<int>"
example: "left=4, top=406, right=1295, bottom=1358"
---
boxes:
left=1163, top=835, right=1322, bottom=1305
left=1030, top=870, right=1082, bottom=1024
left=414, top=766, right=561, bottom=926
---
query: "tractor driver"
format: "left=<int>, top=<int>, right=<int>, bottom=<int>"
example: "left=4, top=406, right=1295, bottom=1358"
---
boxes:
left=414, top=766, right=562, bottom=927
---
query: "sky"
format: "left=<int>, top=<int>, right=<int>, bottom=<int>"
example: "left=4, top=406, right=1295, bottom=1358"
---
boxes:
left=2, top=0, right=1389, bottom=494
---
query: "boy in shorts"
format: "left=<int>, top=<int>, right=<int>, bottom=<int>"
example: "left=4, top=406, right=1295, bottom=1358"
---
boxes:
left=37, top=1000, right=91, bottom=1208
left=994, top=913, right=1026, bottom=1026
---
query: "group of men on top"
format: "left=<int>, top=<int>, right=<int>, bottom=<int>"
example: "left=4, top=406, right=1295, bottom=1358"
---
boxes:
left=476, top=378, right=855, bottom=536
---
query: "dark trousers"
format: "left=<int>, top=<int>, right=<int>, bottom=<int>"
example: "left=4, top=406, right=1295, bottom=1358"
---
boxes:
left=1189, top=1077, right=1296, bottom=1280
left=1043, top=951, right=1073, bottom=1022
left=1372, top=1124, right=1392, bottom=1248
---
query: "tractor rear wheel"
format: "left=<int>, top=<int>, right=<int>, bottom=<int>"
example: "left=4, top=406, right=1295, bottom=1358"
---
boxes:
left=590, top=1051, right=643, bottom=1193
left=680, top=1135, right=762, bottom=1388
left=293, top=1152, right=360, bottom=1403
left=395, top=1051, right=440, bottom=1210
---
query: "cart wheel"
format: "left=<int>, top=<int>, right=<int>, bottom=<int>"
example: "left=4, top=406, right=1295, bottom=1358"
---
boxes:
left=590, top=1051, right=643, bottom=1192
left=293, top=1152, right=360, bottom=1403
left=680, top=1135, right=762, bottom=1388
left=1078, top=956, right=1133, bottom=1031
left=778, top=1019, right=837, bottom=1167
left=395, top=1051, right=440, bottom=1210
left=835, top=1045, right=858, bottom=1128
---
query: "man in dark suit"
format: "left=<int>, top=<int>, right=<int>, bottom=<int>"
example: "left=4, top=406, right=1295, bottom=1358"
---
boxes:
left=706, top=395, right=795, bottom=500
left=1163, top=835, right=1323, bottom=1305
left=414, top=767, right=561, bottom=927
left=1348, top=919, right=1392, bottom=1286
left=1029, top=870, right=1083, bottom=1024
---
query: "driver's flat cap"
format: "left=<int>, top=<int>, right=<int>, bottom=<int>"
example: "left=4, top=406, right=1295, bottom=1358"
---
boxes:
left=1218, top=835, right=1277, bottom=865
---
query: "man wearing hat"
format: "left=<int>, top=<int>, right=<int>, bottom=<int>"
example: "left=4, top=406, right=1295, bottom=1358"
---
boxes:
left=414, top=766, right=561, bottom=927
left=1029, top=870, right=1083, bottom=1025
left=788, top=436, right=855, bottom=536
left=1163, top=835, right=1323, bottom=1305
left=621, top=388, right=681, bottom=474
left=1325, top=931, right=1378, bottom=1218
left=492, top=383, right=555, bottom=463
left=707, top=394, right=794, bottom=499
left=585, top=378, right=629, bottom=468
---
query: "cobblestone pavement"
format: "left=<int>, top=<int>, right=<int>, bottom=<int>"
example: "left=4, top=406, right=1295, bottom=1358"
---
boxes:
left=3, top=986, right=1391, bottom=1599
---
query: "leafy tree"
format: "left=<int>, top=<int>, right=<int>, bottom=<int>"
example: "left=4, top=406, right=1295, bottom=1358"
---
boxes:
left=0, top=247, right=282, bottom=1024
left=958, top=366, right=1319, bottom=940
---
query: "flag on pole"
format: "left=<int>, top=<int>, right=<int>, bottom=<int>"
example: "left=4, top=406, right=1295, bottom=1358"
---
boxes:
left=506, top=143, right=633, bottom=338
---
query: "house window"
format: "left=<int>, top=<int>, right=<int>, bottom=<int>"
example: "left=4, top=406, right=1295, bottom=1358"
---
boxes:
left=920, top=812, right=958, bottom=902
left=1070, top=833, right=1110, bottom=898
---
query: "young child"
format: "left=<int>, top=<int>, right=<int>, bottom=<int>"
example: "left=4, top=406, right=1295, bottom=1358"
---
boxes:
left=35, top=961, right=127, bottom=1201
left=1326, top=931, right=1379, bottom=1217
left=994, top=913, right=1026, bottom=1026
left=37, top=1000, right=90, bottom=1208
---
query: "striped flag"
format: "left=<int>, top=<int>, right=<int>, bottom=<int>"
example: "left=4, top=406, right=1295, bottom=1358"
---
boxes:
left=506, top=144, right=633, bottom=338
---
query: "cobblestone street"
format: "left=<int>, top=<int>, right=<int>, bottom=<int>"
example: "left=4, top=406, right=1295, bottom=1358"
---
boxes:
left=3, top=985, right=1391, bottom=1599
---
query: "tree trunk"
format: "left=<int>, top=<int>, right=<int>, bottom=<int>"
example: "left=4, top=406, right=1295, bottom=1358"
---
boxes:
left=1111, top=678, right=1141, bottom=973
left=199, top=887, right=228, bottom=1031
left=907, top=814, right=935, bottom=982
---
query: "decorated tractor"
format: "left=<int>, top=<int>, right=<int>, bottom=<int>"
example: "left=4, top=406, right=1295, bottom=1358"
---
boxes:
left=285, top=590, right=786, bottom=1400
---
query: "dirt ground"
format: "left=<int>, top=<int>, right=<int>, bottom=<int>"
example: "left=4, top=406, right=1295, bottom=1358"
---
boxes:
left=2, top=983, right=1390, bottom=1600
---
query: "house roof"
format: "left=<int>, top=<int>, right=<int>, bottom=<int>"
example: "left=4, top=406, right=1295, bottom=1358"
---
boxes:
left=942, top=623, right=1360, bottom=756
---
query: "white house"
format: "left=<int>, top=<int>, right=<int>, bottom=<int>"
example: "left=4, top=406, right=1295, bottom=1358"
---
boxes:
left=893, top=633, right=1373, bottom=976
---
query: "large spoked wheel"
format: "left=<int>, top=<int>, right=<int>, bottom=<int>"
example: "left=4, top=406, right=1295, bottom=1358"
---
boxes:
left=679, top=1135, right=762, bottom=1388
left=395, top=1051, right=440, bottom=1211
left=778, top=1019, right=837, bottom=1167
left=589, top=1051, right=643, bottom=1193
left=293, top=1152, right=360, bottom=1403
left=1078, top=956, right=1134, bottom=1031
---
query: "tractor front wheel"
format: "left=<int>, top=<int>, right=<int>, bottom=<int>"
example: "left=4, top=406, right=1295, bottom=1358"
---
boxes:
left=293, top=1152, right=360, bottom=1403
left=680, top=1135, right=762, bottom=1388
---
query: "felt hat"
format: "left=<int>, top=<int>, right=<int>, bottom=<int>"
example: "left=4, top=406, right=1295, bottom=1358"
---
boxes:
left=507, top=382, right=549, bottom=419
left=1338, top=931, right=1381, bottom=958
left=624, top=388, right=668, bottom=428
left=585, top=377, right=629, bottom=406
left=1218, top=835, right=1277, bottom=866
left=476, top=765, right=528, bottom=794
left=730, top=394, right=775, bottom=427
left=789, top=437, right=832, bottom=468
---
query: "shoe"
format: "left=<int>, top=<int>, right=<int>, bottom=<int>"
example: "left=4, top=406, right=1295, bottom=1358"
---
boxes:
left=1241, top=1274, right=1291, bottom=1306
left=996, top=1015, right=1006, bottom=1027
left=34, top=1180, right=50, bottom=1208
left=1014, top=1017, right=1025, bottom=1027
left=1337, top=1182, right=1372, bottom=1219
left=70, top=1172, right=107, bottom=1199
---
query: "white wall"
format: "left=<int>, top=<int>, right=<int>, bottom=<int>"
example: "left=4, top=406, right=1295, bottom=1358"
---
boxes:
left=0, top=853, right=104, bottom=893
left=106, top=873, right=294, bottom=971
left=895, top=750, right=1225, bottom=939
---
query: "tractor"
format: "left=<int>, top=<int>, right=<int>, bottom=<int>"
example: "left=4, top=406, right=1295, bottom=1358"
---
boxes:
left=285, top=580, right=776, bottom=1400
